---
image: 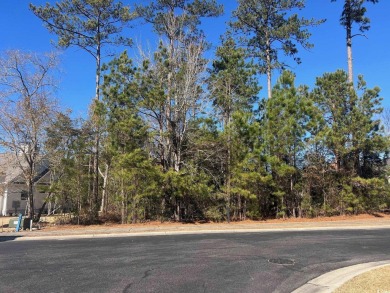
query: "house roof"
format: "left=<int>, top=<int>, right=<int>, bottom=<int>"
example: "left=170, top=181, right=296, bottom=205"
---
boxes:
left=0, top=153, right=21, bottom=184
left=0, top=153, right=49, bottom=184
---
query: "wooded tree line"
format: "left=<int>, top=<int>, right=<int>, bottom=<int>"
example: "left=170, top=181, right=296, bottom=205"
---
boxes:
left=0, top=0, right=388, bottom=223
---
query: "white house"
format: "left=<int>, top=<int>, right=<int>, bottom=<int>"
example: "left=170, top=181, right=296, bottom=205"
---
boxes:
left=0, top=153, right=51, bottom=216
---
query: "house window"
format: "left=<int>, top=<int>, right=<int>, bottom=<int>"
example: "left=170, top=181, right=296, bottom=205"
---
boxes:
left=21, top=190, right=28, bottom=200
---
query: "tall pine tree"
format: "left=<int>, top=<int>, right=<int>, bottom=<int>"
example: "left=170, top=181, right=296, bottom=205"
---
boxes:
left=208, top=35, right=260, bottom=221
left=30, top=0, right=136, bottom=219
left=331, top=0, right=379, bottom=84
left=231, top=0, right=323, bottom=99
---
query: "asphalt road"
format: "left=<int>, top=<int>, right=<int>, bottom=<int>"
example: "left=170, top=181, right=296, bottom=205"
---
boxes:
left=1, top=229, right=389, bottom=293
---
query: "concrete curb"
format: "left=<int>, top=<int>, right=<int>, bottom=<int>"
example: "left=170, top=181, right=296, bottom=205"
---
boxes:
left=292, top=261, right=390, bottom=293
left=3, top=224, right=390, bottom=241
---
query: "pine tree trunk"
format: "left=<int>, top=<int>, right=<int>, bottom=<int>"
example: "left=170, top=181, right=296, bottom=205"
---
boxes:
left=88, top=153, right=93, bottom=214
left=243, top=199, right=247, bottom=221
left=267, top=66, right=272, bottom=100
left=174, top=198, right=178, bottom=221
left=99, top=164, right=109, bottom=215
left=266, top=33, right=272, bottom=99
left=132, top=195, right=137, bottom=224
left=226, top=121, right=231, bottom=223
left=121, top=176, right=125, bottom=224
left=77, top=156, right=81, bottom=225
left=160, top=197, right=166, bottom=223
left=347, top=37, right=353, bottom=84
left=238, top=195, right=242, bottom=221
left=177, top=200, right=181, bottom=222
left=92, top=43, right=101, bottom=221
left=346, top=0, right=353, bottom=84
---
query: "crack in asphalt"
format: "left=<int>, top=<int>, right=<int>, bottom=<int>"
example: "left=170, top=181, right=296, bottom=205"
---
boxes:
left=122, top=282, right=133, bottom=293
left=122, top=269, right=153, bottom=292
left=142, top=269, right=153, bottom=280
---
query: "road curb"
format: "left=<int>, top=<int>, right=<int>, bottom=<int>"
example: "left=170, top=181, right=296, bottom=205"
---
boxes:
left=3, top=224, right=390, bottom=241
left=292, top=261, right=390, bottom=293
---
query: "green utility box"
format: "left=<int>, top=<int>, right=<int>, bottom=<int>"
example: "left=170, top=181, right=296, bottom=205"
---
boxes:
left=8, top=218, right=19, bottom=228
left=8, top=217, right=31, bottom=230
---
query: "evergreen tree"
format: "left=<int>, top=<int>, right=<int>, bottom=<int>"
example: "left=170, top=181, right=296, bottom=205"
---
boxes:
left=45, top=115, right=95, bottom=223
left=30, top=0, right=137, bottom=218
left=264, top=70, right=317, bottom=217
left=331, top=0, right=379, bottom=84
left=101, top=52, right=161, bottom=223
left=137, top=0, right=223, bottom=38
left=208, top=35, right=260, bottom=221
left=231, top=0, right=323, bottom=99
left=311, top=70, right=386, bottom=214
left=136, top=0, right=223, bottom=173
left=30, top=0, right=135, bottom=99
left=135, top=1, right=223, bottom=221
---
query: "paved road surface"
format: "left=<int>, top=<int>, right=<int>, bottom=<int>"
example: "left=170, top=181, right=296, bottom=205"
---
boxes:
left=1, top=229, right=389, bottom=293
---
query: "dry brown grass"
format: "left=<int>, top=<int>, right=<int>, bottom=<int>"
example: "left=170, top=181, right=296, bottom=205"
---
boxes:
left=334, top=265, right=390, bottom=293
left=2, top=212, right=390, bottom=232
left=30, top=212, right=390, bottom=231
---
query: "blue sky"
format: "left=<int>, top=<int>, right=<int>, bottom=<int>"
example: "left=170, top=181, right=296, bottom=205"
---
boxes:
left=0, top=0, right=389, bottom=117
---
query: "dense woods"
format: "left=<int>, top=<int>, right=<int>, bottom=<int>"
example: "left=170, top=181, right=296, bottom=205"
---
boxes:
left=1, top=0, right=388, bottom=224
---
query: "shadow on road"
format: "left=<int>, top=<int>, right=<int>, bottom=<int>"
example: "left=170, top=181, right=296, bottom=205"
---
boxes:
left=0, top=236, right=22, bottom=242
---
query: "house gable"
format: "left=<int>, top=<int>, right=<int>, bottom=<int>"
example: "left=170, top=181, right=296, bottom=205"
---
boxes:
left=0, top=153, right=51, bottom=216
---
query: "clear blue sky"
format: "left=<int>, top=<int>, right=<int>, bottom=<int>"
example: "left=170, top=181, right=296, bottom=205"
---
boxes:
left=1, top=0, right=389, bottom=117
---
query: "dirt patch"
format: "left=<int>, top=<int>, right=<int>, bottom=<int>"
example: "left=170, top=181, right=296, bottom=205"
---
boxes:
left=2, top=213, right=390, bottom=234
left=334, top=265, right=390, bottom=293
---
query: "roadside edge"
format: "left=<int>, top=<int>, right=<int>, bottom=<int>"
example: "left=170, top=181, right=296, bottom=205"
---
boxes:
left=4, top=225, right=390, bottom=241
left=292, top=261, right=390, bottom=293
